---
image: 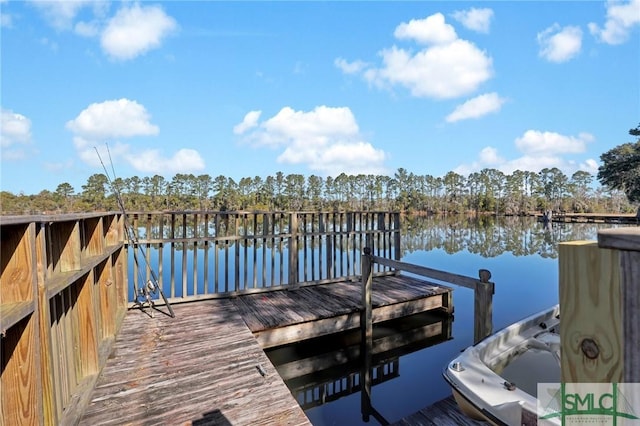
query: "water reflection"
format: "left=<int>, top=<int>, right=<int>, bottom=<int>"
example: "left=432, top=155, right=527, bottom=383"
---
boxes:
left=266, top=312, right=452, bottom=422
left=402, top=215, right=624, bottom=259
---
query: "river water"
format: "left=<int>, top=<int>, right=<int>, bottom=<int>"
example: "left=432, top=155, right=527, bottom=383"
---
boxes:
left=266, top=216, right=628, bottom=426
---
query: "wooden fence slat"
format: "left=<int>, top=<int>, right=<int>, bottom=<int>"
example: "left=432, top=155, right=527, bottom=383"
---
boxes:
left=118, top=211, right=401, bottom=302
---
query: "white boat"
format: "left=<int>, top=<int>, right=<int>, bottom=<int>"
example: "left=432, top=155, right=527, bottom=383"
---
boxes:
left=443, top=305, right=561, bottom=426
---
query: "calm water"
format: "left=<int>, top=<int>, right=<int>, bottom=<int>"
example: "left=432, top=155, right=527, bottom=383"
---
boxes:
left=267, top=216, right=627, bottom=426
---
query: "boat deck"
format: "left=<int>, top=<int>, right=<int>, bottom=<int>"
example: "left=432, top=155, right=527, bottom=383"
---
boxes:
left=79, top=276, right=453, bottom=425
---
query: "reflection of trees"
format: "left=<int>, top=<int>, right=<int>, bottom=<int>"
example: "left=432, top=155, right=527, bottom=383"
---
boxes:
left=130, top=213, right=626, bottom=260
left=401, top=216, right=624, bottom=259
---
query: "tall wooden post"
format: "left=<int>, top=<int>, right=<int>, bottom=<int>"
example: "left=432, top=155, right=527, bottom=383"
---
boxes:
left=559, top=227, right=640, bottom=384
left=361, top=247, right=373, bottom=343
left=597, top=228, right=640, bottom=384
left=559, top=240, right=622, bottom=382
left=288, top=213, right=299, bottom=289
left=474, top=269, right=494, bottom=344
left=360, top=247, right=373, bottom=422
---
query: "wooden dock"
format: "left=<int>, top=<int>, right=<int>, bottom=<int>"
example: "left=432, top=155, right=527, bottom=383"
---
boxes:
left=392, top=395, right=486, bottom=425
left=2, top=212, right=495, bottom=425
left=537, top=212, right=638, bottom=224
left=79, top=276, right=453, bottom=425
left=79, top=299, right=311, bottom=426
left=234, top=276, right=452, bottom=348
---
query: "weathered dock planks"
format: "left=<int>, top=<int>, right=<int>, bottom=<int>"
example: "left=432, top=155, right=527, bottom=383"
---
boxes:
left=78, top=300, right=311, bottom=426
left=233, top=276, right=452, bottom=348
left=78, top=276, right=453, bottom=425
left=391, top=395, right=486, bottom=426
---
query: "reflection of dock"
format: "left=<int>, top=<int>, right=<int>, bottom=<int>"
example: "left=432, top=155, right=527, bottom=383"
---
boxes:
left=537, top=212, right=638, bottom=224
left=293, top=360, right=399, bottom=410
left=268, top=312, right=452, bottom=411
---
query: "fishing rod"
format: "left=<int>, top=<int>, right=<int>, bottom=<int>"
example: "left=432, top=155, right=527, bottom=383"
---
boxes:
left=95, top=145, right=175, bottom=318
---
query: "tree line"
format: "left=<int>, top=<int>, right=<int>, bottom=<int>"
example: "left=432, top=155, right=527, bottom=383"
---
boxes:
left=2, top=124, right=638, bottom=216
left=0, top=166, right=634, bottom=215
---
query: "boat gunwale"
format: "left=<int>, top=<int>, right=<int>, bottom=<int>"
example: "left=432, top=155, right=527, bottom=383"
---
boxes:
left=443, top=304, right=561, bottom=426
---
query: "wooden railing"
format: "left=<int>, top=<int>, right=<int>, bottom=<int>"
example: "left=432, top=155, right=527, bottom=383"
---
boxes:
left=0, top=213, right=128, bottom=425
left=126, top=211, right=401, bottom=303
left=0, top=210, right=400, bottom=424
left=361, top=248, right=495, bottom=345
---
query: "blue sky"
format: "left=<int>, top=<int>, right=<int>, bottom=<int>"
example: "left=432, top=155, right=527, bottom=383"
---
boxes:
left=1, top=1, right=639, bottom=195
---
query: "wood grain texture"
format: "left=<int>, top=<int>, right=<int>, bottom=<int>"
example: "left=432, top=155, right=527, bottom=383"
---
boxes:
left=83, top=217, right=104, bottom=257
left=78, top=300, right=311, bottom=426
left=620, top=250, right=640, bottom=383
left=598, top=227, right=640, bottom=251
left=36, top=222, right=57, bottom=426
left=0, top=315, right=39, bottom=426
left=1, top=223, right=34, bottom=304
left=559, top=241, right=623, bottom=383
left=391, top=395, right=486, bottom=426
left=235, top=277, right=450, bottom=348
left=77, top=273, right=99, bottom=377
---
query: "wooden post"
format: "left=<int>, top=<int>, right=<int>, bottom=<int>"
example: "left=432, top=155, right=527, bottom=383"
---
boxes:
left=559, top=240, right=623, bottom=383
left=360, top=247, right=373, bottom=422
left=393, top=213, right=401, bottom=262
left=597, top=228, right=640, bottom=383
left=361, top=247, right=373, bottom=342
left=474, top=269, right=494, bottom=344
left=288, top=213, right=298, bottom=288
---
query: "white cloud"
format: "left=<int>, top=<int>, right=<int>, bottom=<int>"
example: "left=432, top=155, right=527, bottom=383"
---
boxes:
left=589, top=0, right=640, bottom=45
left=66, top=99, right=204, bottom=174
left=126, top=148, right=205, bottom=173
left=394, top=13, right=457, bottom=45
left=455, top=130, right=596, bottom=176
left=1, top=108, right=32, bottom=148
left=365, top=40, right=492, bottom=99
left=479, top=146, right=504, bottom=165
left=66, top=99, right=159, bottom=140
left=28, top=1, right=176, bottom=60
left=234, top=110, right=262, bottom=135
left=451, top=8, right=494, bottom=34
left=538, top=24, right=583, bottom=63
left=101, top=3, right=177, bottom=61
left=29, top=0, right=95, bottom=31
left=334, top=58, right=369, bottom=74
left=580, top=158, right=599, bottom=174
left=1, top=108, right=33, bottom=161
left=446, top=92, right=506, bottom=122
left=261, top=106, right=359, bottom=142
left=236, top=105, right=387, bottom=176
left=281, top=141, right=387, bottom=177
left=515, top=130, right=592, bottom=155
left=340, top=13, right=493, bottom=99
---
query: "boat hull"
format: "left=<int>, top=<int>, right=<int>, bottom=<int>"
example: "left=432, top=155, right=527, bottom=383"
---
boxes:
left=443, top=305, right=561, bottom=426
